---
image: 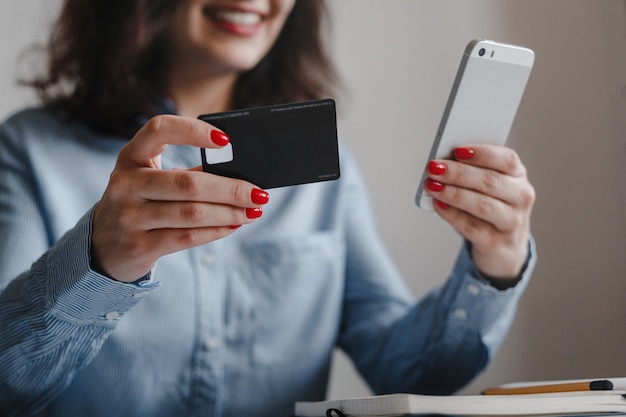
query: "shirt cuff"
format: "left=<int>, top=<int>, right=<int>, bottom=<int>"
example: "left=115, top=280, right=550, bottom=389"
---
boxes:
left=464, top=236, right=537, bottom=290
left=448, top=236, right=536, bottom=357
left=44, top=208, right=160, bottom=327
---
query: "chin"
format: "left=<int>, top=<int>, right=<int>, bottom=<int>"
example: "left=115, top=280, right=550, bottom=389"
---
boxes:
left=217, top=47, right=269, bottom=73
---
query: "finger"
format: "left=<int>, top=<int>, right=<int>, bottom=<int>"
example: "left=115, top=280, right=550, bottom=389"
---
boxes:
left=433, top=199, right=500, bottom=241
left=433, top=198, right=530, bottom=278
left=120, top=115, right=229, bottom=167
left=453, top=144, right=527, bottom=177
left=113, top=168, right=269, bottom=207
left=124, top=201, right=262, bottom=230
left=427, top=160, right=528, bottom=207
left=426, top=181, right=514, bottom=231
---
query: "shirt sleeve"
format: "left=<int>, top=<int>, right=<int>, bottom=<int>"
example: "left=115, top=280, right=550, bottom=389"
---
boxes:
left=337, top=150, right=536, bottom=396
left=0, top=120, right=158, bottom=415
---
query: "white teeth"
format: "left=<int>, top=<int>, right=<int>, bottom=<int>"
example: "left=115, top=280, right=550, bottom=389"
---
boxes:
left=214, top=10, right=261, bottom=25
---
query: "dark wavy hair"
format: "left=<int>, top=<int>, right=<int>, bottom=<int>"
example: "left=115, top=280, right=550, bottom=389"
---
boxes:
left=25, top=0, right=339, bottom=137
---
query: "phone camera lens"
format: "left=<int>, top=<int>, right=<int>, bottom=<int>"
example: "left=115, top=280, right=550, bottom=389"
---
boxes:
left=478, top=48, right=486, bottom=57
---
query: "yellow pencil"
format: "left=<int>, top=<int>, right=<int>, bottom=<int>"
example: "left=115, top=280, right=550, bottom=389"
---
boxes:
left=482, top=380, right=614, bottom=395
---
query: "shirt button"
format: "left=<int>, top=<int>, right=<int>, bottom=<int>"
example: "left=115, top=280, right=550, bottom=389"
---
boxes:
left=466, top=284, right=480, bottom=295
left=203, top=338, right=220, bottom=351
left=137, top=279, right=152, bottom=287
left=105, top=311, right=120, bottom=321
left=453, top=308, right=467, bottom=320
left=202, top=253, right=215, bottom=266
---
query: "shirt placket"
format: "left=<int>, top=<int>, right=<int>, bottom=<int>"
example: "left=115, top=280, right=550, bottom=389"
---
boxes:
left=188, top=240, right=225, bottom=417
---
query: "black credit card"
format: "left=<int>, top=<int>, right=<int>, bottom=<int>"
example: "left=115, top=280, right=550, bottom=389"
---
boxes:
left=199, top=98, right=340, bottom=189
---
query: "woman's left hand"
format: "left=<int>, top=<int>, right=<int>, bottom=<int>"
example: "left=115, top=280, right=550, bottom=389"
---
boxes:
left=424, top=144, right=535, bottom=281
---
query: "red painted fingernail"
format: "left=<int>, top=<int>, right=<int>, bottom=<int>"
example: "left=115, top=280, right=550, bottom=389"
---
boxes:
left=251, top=188, right=269, bottom=205
left=455, top=147, right=475, bottom=160
left=246, top=207, right=263, bottom=219
left=210, top=130, right=230, bottom=146
left=435, top=200, right=449, bottom=210
left=229, top=225, right=242, bottom=230
left=428, top=161, right=447, bottom=175
left=426, top=179, right=445, bottom=192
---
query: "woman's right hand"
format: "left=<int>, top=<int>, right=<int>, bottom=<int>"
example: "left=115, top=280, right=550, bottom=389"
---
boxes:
left=91, top=114, right=269, bottom=283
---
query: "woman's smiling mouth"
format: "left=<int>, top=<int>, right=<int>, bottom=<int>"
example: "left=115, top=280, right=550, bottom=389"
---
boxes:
left=202, top=6, right=265, bottom=35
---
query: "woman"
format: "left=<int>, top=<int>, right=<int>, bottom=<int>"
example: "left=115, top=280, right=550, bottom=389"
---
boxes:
left=0, top=0, right=536, bottom=416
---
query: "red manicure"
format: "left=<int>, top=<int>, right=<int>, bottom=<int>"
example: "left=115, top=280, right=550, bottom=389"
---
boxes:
left=210, top=130, right=230, bottom=146
left=435, top=200, right=449, bottom=210
left=246, top=207, right=263, bottom=219
left=455, top=147, right=475, bottom=160
left=428, top=161, right=447, bottom=175
left=426, top=179, right=445, bottom=192
left=251, top=188, right=269, bottom=205
left=229, top=225, right=242, bottom=230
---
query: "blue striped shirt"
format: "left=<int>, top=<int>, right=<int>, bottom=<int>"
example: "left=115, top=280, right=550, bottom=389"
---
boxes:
left=0, top=107, right=535, bottom=417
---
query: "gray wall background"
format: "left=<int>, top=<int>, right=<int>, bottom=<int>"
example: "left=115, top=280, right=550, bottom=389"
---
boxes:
left=2, top=0, right=625, bottom=399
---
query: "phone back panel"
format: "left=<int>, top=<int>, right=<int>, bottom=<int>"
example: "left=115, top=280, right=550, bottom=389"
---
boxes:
left=416, top=39, right=534, bottom=210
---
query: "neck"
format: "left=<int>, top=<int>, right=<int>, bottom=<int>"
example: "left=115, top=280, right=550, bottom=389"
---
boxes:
left=167, top=68, right=239, bottom=117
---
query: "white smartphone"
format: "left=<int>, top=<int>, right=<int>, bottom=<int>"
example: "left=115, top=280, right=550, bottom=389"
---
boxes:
left=415, top=39, right=535, bottom=210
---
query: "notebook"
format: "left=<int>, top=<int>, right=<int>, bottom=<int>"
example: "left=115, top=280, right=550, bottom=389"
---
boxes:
left=294, top=390, right=626, bottom=417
